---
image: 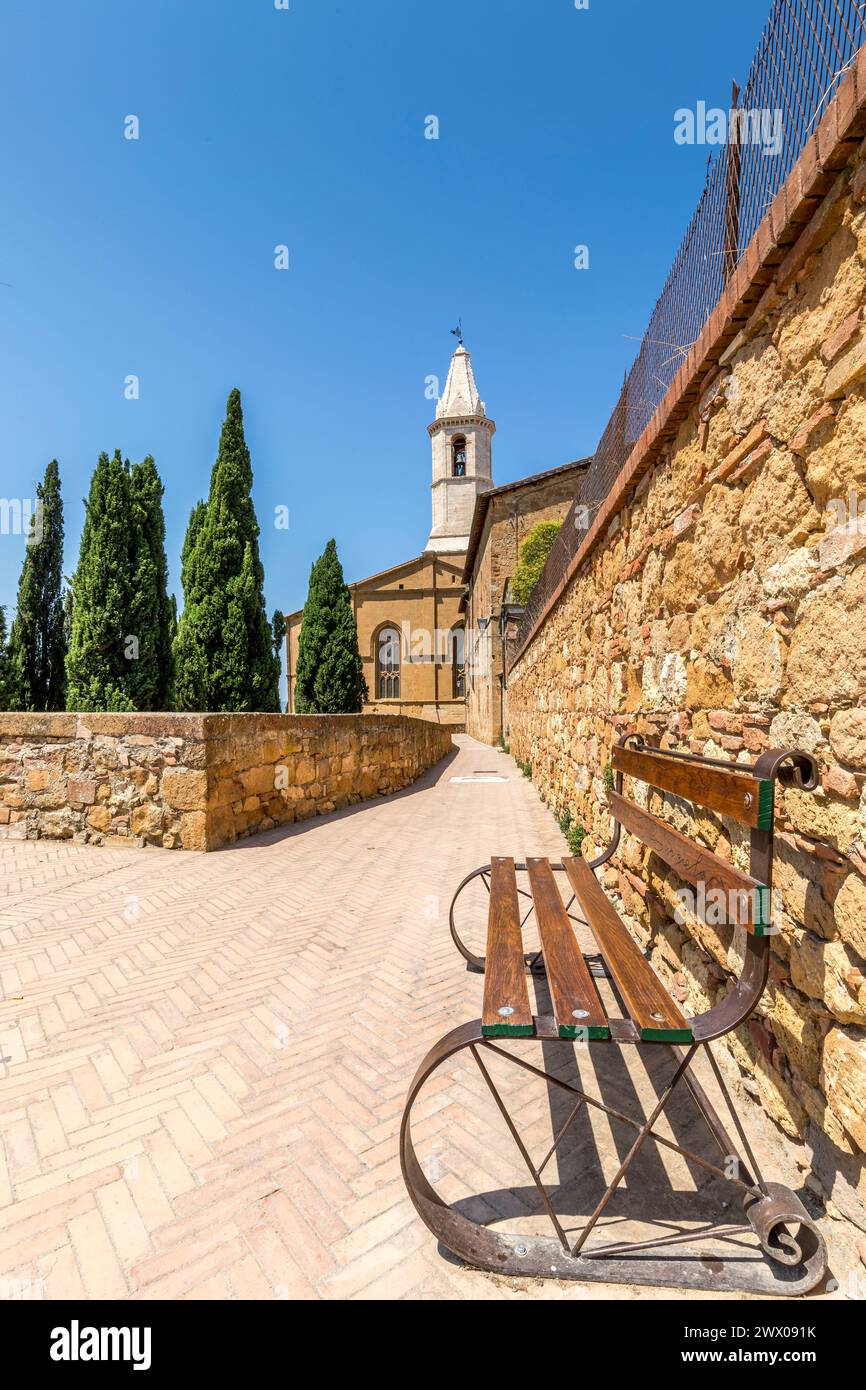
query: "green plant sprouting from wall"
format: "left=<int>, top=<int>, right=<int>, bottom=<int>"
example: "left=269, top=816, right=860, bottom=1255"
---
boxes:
left=508, top=749, right=587, bottom=858
left=559, top=806, right=586, bottom=857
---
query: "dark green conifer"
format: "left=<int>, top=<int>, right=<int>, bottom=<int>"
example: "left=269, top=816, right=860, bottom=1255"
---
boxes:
left=128, top=456, right=174, bottom=709
left=65, top=450, right=136, bottom=711
left=0, top=608, right=11, bottom=709
left=7, top=459, right=67, bottom=710
left=174, top=390, right=280, bottom=711
left=66, top=451, right=173, bottom=710
left=294, top=539, right=367, bottom=714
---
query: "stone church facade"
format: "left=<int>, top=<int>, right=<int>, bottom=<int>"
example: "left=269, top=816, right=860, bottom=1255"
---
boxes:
left=285, top=340, right=584, bottom=731
left=286, top=342, right=493, bottom=726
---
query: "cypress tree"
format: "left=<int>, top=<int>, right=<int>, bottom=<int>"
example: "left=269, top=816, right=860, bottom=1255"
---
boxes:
left=7, top=459, right=67, bottom=710
left=272, top=608, right=287, bottom=710
left=63, top=588, right=73, bottom=657
left=66, top=450, right=135, bottom=711
left=173, top=502, right=207, bottom=709
left=174, top=389, right=280, bottom=712
left=65, top=452, right=173, bottom=711
left=0, top=608, right=10, bottom=710
left=128, top=456, right=174, bottom=709
left=294, top=539, right=367, bottom=714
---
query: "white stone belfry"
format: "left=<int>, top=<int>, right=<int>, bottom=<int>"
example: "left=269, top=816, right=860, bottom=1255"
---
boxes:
left=426, top=342, right=495, bottom=553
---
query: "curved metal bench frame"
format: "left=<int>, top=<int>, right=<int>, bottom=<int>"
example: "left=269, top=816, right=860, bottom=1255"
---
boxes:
left=402, top=738, right=830, bottom=1295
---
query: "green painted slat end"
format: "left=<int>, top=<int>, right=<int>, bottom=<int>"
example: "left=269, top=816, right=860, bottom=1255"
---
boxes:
left=640, top=1027, right=694, bottom=1043
left=558, top=1024, right=610, bottom=1041
left=754, top=883, right=772, bottom=933
left=756, top=779, right=774, bottom=831
left=481, top=1023, right=535, bottom=1039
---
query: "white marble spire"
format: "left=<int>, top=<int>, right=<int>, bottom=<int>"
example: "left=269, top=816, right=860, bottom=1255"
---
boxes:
left=436, top=343, right=486, bottom=419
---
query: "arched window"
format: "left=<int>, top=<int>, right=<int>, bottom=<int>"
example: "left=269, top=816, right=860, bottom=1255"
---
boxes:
left=452, top=436, right=467, bottom=477
left=377, top=626, right=401, bottom=699
left=451, top=625, right=465, bottom=698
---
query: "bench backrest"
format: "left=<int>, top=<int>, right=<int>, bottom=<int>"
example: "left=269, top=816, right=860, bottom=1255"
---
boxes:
left=605, top=736, right=819, bottom=938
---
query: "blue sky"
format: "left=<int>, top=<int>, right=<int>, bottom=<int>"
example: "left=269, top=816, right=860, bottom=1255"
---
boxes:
left=1, top=0, right=770, bottom=643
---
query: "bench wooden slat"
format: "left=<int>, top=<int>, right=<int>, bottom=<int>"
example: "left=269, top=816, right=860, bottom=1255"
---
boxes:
left=608, top=791, right=771, bottom=935
left=563, top=856, right=692, bottom=1043
left=613, top=745, right=773, bottom=829
left=481, top=858, right=534, bottom=1038
left=526, top=858, right=609, bottom=1040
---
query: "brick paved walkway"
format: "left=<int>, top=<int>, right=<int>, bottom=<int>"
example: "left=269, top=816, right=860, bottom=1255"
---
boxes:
left=0, top=736, right=840, bottom=1300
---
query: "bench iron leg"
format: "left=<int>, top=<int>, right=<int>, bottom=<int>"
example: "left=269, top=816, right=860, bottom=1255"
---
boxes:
left=400, top=1025, right=829, bottom=1295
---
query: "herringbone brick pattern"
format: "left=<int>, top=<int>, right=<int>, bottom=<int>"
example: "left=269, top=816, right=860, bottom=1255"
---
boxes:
left=0, top=736, right=827, bottom=1300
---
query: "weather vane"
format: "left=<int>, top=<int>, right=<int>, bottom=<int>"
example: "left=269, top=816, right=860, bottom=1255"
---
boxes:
left=450, top=319, right=463, bottom=346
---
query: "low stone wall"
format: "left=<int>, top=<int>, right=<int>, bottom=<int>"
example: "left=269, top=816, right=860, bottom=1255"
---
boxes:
left=505, top=104, right=866, bottom=1225
left=0, top=712, right=453, bottom=852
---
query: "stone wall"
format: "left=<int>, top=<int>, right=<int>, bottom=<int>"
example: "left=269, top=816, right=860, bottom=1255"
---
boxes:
left=0, top=712, right=453, bottom=852
left=506, top=107, right=866, bottom=1224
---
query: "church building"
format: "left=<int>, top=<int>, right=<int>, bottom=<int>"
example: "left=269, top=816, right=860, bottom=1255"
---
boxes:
left=285, top=338, right=586, bottom=733
left=285, top=340, right=491, bottom=726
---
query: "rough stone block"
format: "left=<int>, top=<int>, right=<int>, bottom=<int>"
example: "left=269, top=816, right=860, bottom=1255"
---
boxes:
left=294, top=758, right=316, bottom=786
left=130, top=802, right=164, bottom=839
left=161, top=768, right=208, bottom=812
left=819, top=516, right=866, bottom=570
left=830, top=708, right=866, bottom=770
left=821, top=308, right=863, bottom=362
left=824, top=332, right=866, bottom=398
left=835, top=872, right=866, bottom=959
left=179, top=811, right=208, bottom=852
left=821, top=1027, right=866, bottom=1151
left=791, top=930, right=866, bottom=1025
left=239, top=765, right=274, bottom=797
left=67, top=777, right=96, bottom=806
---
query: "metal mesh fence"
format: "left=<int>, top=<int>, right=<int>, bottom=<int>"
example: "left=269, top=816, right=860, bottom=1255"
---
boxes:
left=510, top=0, right=866, bottom=665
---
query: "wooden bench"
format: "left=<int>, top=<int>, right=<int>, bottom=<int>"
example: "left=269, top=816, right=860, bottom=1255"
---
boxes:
left=400, top=735, right=830, bottom=1296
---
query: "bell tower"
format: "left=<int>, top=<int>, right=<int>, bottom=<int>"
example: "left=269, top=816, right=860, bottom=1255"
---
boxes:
left=426, top=338, right=495, bottom=554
